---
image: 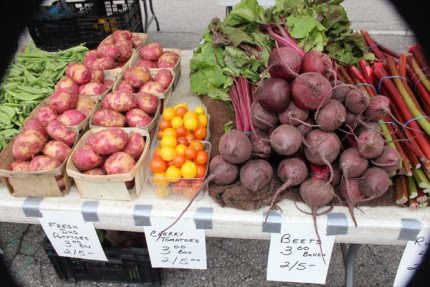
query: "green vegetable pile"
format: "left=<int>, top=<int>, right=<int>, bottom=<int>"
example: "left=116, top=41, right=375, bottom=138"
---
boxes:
left=0, top=43, right=88, bottom=150
left=190, top=0, right=373, bottom=100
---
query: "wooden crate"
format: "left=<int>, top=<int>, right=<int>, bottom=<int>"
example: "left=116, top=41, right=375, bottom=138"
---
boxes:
left=129, top=48, right=181, bottom=91
left=66, top=127, right=150, bottom=201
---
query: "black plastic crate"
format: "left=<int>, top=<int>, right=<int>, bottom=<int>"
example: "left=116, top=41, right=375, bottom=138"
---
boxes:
left=43, top=237, right=162, bottom=285
left=76, top=0, right=143, bottom=49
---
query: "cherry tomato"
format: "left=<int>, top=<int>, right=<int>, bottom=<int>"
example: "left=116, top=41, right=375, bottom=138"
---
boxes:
left=185, top=134, right=195, bottom=144
left=172, top=154, right=186, bottom=168
left=159, top=119, right=171, bottom=130
left=176, top=126, right=187, bottom=137
left=189, top=141, right=204, bottom=152
left=150, top=158, right=167, bottom=173
left=153, top=148, right=161, bottom=159
left=194, top=151, right=208, bottom=165
left=193, top=127, right=207, bottom=140
left=177, top=136, right=188, bottom=146
left=175, top=106, right=188, bottom=118
left=196, top=164, right=206, bottom=178
left=184, top=147, right=197, bottom=160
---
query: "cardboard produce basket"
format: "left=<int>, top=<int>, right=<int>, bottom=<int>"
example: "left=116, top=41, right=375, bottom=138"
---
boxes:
left=66, top=127, right=150, bottom=200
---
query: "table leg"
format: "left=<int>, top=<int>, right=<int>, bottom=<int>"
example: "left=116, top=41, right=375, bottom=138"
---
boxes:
left=142, top=0, right=149, bottom=32
left=149, top=0, right=160, bottom=31
left=344, top=244, right=362, bottom=287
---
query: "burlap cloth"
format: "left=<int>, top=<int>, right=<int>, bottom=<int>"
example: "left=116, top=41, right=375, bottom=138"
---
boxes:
left=201, top=95, right=397, bottom=211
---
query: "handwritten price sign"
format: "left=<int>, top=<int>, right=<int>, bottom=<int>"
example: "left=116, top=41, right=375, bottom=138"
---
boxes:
left=144, top=218, right=207, bottom=269
left=267, top=224, right=335, bottom=284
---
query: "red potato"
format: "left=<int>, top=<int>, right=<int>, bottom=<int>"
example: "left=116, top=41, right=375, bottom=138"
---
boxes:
left=90, top=68, right=105, bottom=83
left=37, top=106, right=58, bottom=126
left=46, top=120, right=77, bottom=146
left=270, top=124, right=302, bottom=156
left=218, top=130, right=252, bottom=164
left=93, top=57, right=116, bottom=70
left=12, top=129, right=47, bottom=161
left=301, top=50, right=334, bottom=78
left=104, top=152, right=136, bottom=175
left=139, top=81, right=165, bottom=94
left=50, top=89, right=78, bottom=114
left=268, top=47, right=302, bottom=81
left=55, top=77, right=79, bottom=92
left=131, top=35, right=144, bottom=48
left=92, top=109, right=126, bottom=127
left=135, top=92, right=159, bottom=115
left=117, top=81, right=135, bottom=93
left=102, top=90, right=136, bottom=112
left=57, top=177, right=66, bottom=190
left=154, top=69, right=173, bottom=88
left=115, top=38, right=133, bottom=49
left=97, top=43, right=120, bottom=60
left=76, top=95, right=96, bottom=117
left=123, top=132, right=146, bottom=160
left=56, top=110, right=86, bottom=127
left=157, top=51, right=179, bottom=68
left=72, top=144, right=104, bottom=171
left=278, top=101, right=309, bottom=126
left=42, top=140, right=72, bottom=163
left=79, top=82, right=104, bottom=96
left=291, top=72, right=332, bottom=111
left=113, top=30, right=132, bottom=42
left=116, top=43, right=133, bottom=63
left=83, top=168, right=105, bottom=175
left=140, top=43, right=163, bottom=61
left=10, top=160, right=31, bottom=172
left=83, top=50, right=98, bottom=69
left=100, top=35, right=114, bottom=46
left=239, top=159, right=273, bottom=192
left=23, top=119, right=47, bottom=137
left=66, top=63, right=91, bottom=85
left=102, top=79, right=114, bottom=91
left=125, top=108, right=153, bottom=127
left=87, top=128, right=128, bottom=155
left=136, top=60, right=157, bottom=69
left=124, top=67, right=151, bottom=88
left=29, top=155, right=61, bottom=171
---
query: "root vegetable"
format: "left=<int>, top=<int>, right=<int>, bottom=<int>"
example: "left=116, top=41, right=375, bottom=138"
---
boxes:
left=83, top=168, right=105, bottom=175
left=23, top=119, right=47, bottom=137
left=84, top=50, right=98, bottom=69
left=72, top=144, right=104, bottom=171
left=37, top=106, right=58, bottom=126
left=340, top=148, right=369, bottom=178
left=117, top=81, right=135, bottom=93
left=301, top=50, right=334, bottom=78
left=331, top=163, right=341, bottom=187
left=93, top=57, right=116, bottom=70
left=140, top=43, right=163, bottom=61
left=140, top=81, right=166, bottom=94
left=136, top=60, right=157, bottom=69
left=270, top=124, right=302, bottom=156
left=315, top=99, right=346, bottom=131
left=42, top=140, right=72, bottom=162
left=359, top=167, right=390, bottom=198
left=345, top=89, right=370, bottom=114
left=358, top=122, right=381, bottom=134
left=268, top=47, right=301, bottom=81
left=357, top=130, right=384, bottom=159
left=10, top=160, right=31, bottom=171
left=371, top=146, right=402, bottom=173
left=345, top=110, right=364, bottom=129
left=92, top=109, right=126, bottom=127
left=50, top=89, right=78, bottom=114
left=219, top=130, right=252, bottom=164
left=126, top=108, right=153, bottom=127
left=154, top=69, right=173, bottom=88
left=291, top=72, right=332, bottom=111
left=88, top=128, right=128, bottom=155
left=56, top=110, right=86, bottom=127
left=135, top=92, right=159, bottom=115
left=66, top=63, right=91, bottom=85
left=97, top=44, right=120, bottom=60
left=157, top=51, right=179, bottom=68
left=29, top=155, right=61, bottom=171
left=103, top=79, right=114, bottom=91
left=124, top=67, right=151, bottom=88
left=251, top=102, right=278, bottom=131
left=131, top=35, right=144, bottom=48
left=365, top=95, right=390, bottom=121
left=90, top=68, right=105, bottom=83
left=239, top=159, right=273, bottom=192
left=104, top=152, right=136, bottom=174
left=113, top=30, right=132, bottom=42
left=255, top=78, right=290, bottom=113
left=116, top=43, right=133, bottom=63
left=340, top=177, right=364, bottom=227
left=249, top=130, right=272, bottom=159
left=279, top=101, right=309, bottom=126
left=46, top=121, right=77, bottom=146
left=124, top=132, right=145, bottom=160
left=79, top=82, right=104, bottom=96
left=102, top=90, right=136, bottom=112
left=55, top=77, right=79, bottom=92
left=331, top=81, right=352, bottom=103
left=12, top=129, right=47, bottom=160
left=296, top=118, right=314, bottom=137
left=76, top=95, right=96, bottom=117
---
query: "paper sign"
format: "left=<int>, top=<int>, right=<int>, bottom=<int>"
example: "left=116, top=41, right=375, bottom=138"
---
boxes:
left=394, top=230, right=430, bottom=287
left=39, top=211, right=107, bottom=261
left=267, top=223, right=335, bottom=284
left=144, top=218, right=207, bottom=269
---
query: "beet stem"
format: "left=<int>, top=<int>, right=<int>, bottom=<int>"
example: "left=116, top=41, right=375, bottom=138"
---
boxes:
left=312, top=208, right=326, bottom=265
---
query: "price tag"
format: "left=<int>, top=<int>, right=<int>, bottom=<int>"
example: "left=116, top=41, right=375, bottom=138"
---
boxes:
left=394, top=230, right=430, bottom=287
left=267, top=223, right=335, bottom=284
left=144, top=218, right=207, bottom=269
left=39, top=211, right=107, bottom=261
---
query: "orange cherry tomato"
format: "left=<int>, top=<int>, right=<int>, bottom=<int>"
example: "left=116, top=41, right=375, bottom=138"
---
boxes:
left=167, top=160, right=175, bottom=167
left=196, top=164, right=206, bottom=178
left=176, top=126, right=187, bottom=137
left=189, top=140, right=204, bottom=152
left=175, top=106, right=188, bottom=118
left=172, top=154, right=186, bottom=168
left=193, top=127, right=207, bottom=140
left=153, top=148, right=161, bottom=158
left=177, top=136, right=188, bottom=146
left=157, top=130, right=163, bottom=139
left=194, top=151, right=208, bottom=165
left=150, top=158, right=167, bottom=173
left=159, top=119, right=171, bottom=130
left=184, top=147, right=197, bottom=160
left=185, top=134, right=195, bottom=144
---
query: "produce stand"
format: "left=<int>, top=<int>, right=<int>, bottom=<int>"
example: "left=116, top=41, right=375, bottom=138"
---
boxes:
left=1, top=50, right=429, bottom=286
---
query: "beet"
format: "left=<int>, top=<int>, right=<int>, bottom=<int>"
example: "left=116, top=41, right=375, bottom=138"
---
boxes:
left=371, top=146, right=402, bottom=173
left=357, top=130, right=384, bottom=159
left=301, top=50, right=333, bottom=78
left=358, top=121, right=381, bottom=134
left=249, top=130, right=272, bottom=159
left=268, top=47, right=301, bottom=81
left=256, top=78, right=291, bottom=113
left=270, top=124, right=302, bottom=156
left=340, top=177, right=364, bottom=227
left=240, top=160, right=273, bottom=192
left=218, top=130, right=252, bottom=164
left=291, top=72, right=332, bottom=111
left=331, top=81, right=352, bottom=103
left=345, top=89, right=370, bottom=115
left=345, top=110, right=364, bottom=129
left=359, top=167, right=390, bottom=199
left=251, top=102, right=279, bottom=131
left=339, top=148, right=369, bottom=178
left=278, top=100, right=309, bottom=126
left=365, top=95, right=390, bottom=121
left=315, top=99, right=346, bottom=132
left=296, top=118, right=315, bottom=137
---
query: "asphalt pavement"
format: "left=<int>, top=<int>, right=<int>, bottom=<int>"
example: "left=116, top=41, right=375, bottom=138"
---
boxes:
left=0, top=0, right=417, bottom=286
